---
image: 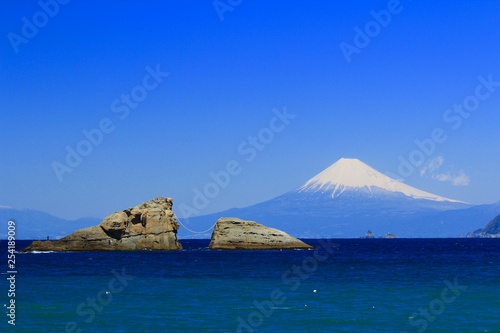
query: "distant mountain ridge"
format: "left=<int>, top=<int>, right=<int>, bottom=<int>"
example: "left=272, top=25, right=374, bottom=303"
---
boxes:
left=178, top=158, right=498, bottom=239
left=0, top=207, right=100, bottom=240
left=4, top=158, right=499, bottom=240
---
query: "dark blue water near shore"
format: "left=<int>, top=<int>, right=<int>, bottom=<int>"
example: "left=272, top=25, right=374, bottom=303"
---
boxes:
left=1, top=239, right=499, bottom=332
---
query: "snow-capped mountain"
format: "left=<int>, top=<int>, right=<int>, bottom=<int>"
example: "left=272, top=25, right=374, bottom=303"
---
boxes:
left=298, top=158, right=464, bottom=203
left=6, top=158, right=498, bottom=239
left=178, top=158, right=498, bottom=238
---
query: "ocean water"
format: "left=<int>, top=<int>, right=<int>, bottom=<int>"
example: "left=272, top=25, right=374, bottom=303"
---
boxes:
left=1, top=239, right=499, bottom=333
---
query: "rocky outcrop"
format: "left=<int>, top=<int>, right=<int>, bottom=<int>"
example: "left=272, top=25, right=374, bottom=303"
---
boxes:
left=483, top=214, right=500, bottom=235
left=23, top=196, right=182, bottom=251
left=468, top=214, right=500, bottom=238
left=209, top=217, right=313, bottom=250
left=363, top=230, right=375, bottom=239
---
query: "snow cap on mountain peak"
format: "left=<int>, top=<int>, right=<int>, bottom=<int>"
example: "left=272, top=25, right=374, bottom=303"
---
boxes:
left=298, top=158, right=464, bottom=203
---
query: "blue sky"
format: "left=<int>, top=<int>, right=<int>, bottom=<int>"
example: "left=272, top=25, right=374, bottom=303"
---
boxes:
left=1, top=0, right=500, bottom=220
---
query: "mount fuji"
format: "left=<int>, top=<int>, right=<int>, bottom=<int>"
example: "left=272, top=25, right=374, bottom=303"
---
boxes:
left=297, top=158, right=464, bottom=203
left=178, top=158, right=500, bottom=238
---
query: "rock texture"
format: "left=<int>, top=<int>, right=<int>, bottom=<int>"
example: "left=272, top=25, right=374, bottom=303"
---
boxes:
left=209, top=217, right=313, bottom=250
left=468, top=214, right=500, bottom=238
left=23, top=196, right=182, bottom=251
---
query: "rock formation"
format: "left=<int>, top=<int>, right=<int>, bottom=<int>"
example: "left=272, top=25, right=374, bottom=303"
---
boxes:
left=482, top=214, right=500, bottom=235
left=209, top=217, right=313, bottom=250
left=23, top=196, right=182, bottom=251
left=363, top=230, right=375, bottom=239
left=468, top=214, right=500, bottom=238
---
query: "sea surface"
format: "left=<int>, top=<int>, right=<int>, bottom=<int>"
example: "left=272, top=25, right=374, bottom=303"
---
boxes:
left=1, top=239, right=499, bottom=333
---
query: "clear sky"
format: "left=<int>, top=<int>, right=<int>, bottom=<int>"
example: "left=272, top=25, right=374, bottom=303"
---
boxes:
left=1, top=0, right=500, bottom=220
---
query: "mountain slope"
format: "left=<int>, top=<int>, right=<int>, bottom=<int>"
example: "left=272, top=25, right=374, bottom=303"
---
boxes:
left=0, top=208, right=100, bottom=239
left=467, top=205, right=500, bottom=237
left=298, top=158, right=464, bottom=203
left=178, top=158, right=496, bottom=239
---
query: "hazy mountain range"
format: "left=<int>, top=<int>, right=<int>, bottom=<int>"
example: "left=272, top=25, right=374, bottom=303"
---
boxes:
left=3, top=158, right=499, bottom=239
left=177, top=158, right=500, bottom=238
left=0, top=208, right=100, bottom=240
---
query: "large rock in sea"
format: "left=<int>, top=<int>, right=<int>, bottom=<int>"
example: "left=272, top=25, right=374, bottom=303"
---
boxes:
left=209, top=217, right=313, bottom=250
left=23, top=196, right=182, bottom=251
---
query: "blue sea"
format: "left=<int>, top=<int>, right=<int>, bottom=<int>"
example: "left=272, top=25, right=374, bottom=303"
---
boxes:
left=1, top=239, right=499, bottom=333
